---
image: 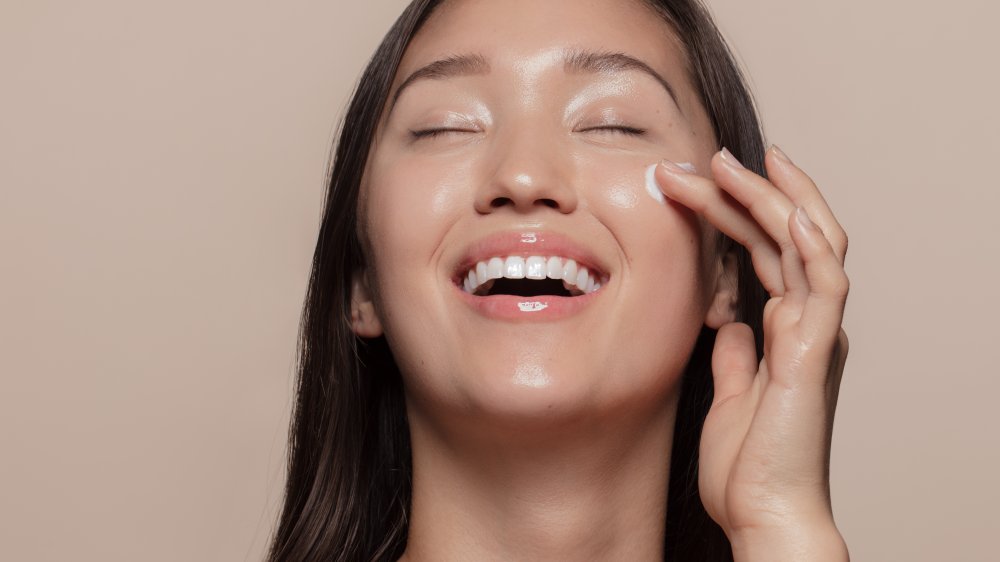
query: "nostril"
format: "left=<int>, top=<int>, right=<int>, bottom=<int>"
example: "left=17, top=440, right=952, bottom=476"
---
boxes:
left=486, top=197, right=563, bottom=211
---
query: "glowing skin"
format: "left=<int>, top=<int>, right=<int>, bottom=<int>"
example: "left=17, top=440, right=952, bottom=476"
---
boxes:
left=354, top=0, right=731, bottom=560
left=345, top=0, right=853, bottom=558
left=361, top=1, right=721, bottom=416
left=346, top=0, right=853, bottom=556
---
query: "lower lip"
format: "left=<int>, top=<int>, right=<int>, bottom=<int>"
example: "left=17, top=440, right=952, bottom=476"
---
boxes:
left=453, top=284, right=604, bottom=321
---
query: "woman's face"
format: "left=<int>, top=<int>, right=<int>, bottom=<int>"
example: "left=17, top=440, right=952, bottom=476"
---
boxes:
left=356, top=0, right=728, bottom=422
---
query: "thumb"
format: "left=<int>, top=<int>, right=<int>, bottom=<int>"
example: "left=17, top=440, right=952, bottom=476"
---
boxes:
left=711, top=322, right=758, bottom=405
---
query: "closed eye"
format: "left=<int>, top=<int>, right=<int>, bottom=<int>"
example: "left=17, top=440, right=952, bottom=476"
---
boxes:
left=410, top=125, right=647, bottom=140
left=410, top=128, right=478, bottom=140
left=582, top=125, right=647, bottom=136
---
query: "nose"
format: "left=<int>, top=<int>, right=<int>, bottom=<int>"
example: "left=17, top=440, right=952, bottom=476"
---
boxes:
left=473, top=126, right=578, bottom=215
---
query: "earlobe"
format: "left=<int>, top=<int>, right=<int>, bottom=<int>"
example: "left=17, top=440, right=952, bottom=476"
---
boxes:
left=704, top=251, right=739, bottom=329
left=350, top=270, right=384, bottom=338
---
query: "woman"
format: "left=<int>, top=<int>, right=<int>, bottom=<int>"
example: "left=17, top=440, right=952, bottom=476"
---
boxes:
left=270, top=0, right=850, bottom=560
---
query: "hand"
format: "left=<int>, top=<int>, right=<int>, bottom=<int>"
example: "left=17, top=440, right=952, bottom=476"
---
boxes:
left=656, top=147, right=850, bottom=561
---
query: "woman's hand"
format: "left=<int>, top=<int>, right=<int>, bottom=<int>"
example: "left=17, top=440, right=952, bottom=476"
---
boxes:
left=656, top=147, right=850, bottom=561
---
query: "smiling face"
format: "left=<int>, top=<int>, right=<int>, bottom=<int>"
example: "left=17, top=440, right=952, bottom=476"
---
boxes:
left=353, top=0, right=733, bottom=426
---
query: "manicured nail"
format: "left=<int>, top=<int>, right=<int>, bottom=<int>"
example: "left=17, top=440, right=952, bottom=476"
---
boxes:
left=720, top=147, right=745, bottom=170
left=660, top=159, right=693, bottom=175
left=795, top=206, right=819, bottom=233
left=770, top=145, right=793, bottom=164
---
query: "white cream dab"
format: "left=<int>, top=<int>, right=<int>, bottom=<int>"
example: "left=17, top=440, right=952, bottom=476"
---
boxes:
left=517, top=301, right=548, bottom=312
left=644, top=162, right=696, bottom=205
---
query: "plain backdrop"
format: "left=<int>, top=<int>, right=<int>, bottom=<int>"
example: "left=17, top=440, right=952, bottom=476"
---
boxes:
left=2, top=1, right=997, bottom=560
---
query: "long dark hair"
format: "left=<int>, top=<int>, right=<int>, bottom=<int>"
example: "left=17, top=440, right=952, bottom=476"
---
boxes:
left=268, top=1, right=768, bottom=560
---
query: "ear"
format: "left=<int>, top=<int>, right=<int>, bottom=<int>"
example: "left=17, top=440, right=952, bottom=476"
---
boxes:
left=350, top=269, right=383, bottom=338
left=704, top=250, right=739, bottom=329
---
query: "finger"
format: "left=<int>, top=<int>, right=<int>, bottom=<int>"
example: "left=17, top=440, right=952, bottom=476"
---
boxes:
left=765, top=146, right=848, bottom=264
left=710, top=149, right=797, bottom=249
left=656, top=161, right=785, bottom=295
left=711, top=322, right=758, bottom=405
left=789, top=207, right=850, bottom=344
left=709, top=150, right=811, bottom=301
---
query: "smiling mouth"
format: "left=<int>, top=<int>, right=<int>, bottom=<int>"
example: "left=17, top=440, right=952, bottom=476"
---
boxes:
left=460, top=255, right=607, bottom=297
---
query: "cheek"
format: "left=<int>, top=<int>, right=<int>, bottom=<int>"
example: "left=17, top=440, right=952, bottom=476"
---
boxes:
left=363, top=153, right=475, bottom=279
left=366, top=153, right=474, bottom=236
left=361, top=154, right=476, bottom=360
left=580, top=156, right=714, bottom=331
left=581, top=156, right=705, bottom=258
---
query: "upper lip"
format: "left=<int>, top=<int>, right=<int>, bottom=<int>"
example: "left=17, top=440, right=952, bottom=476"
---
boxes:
left=451, top=229, right=611, bottom=285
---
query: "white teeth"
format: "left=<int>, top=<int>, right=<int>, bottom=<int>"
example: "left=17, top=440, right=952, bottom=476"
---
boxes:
left=466, top=269, right=477, bottom=293
left=576, top=267, right=589, bottom=291
left=461, top=255, right=605, bottom=296
left=562, top=259, right=577, bottom=283
left=504, top=256, right=525, bottom=279
left=546, top=256, right=562, bottom=278
left=525, top=256, right=547, bottom=279
left=487, top=257, right=504, bottom=280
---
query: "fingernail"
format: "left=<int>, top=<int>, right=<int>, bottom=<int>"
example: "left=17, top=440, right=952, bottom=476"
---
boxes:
left=795, top=206, right=819, bottom=232
left=660, top=159, right=693, bottom=175
left=720, top=147, right=745, bottom=170
left=770, top=145, right=793, bottom=164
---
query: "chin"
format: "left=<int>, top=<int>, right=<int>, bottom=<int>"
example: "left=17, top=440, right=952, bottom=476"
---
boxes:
left=406, top=350, right=684, bottom=433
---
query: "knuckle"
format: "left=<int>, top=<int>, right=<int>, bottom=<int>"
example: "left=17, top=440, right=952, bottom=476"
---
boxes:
left=838, top=329, right=850, bottom=355
left=828, top=271, right=850, bottom=298
left=778, top=235, right=799, bottom=254
left=837, top=231, right=849, bottom=256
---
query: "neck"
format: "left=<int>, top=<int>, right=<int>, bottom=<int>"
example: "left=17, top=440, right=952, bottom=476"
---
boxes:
left=398, top=395, right=679, bottom=562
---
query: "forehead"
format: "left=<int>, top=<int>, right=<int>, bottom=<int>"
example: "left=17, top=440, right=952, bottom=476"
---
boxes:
left=397, top=0, right=690, bottom=91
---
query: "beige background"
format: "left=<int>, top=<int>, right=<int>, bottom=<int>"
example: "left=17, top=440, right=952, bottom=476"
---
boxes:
left=2, top=1, right=997, bottom=560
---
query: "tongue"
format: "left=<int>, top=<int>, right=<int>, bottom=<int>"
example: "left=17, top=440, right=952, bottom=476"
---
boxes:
left=486, top=278, right=573, bottom=297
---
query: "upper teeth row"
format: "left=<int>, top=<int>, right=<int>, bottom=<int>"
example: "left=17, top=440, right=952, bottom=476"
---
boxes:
left=462, top=256, right=604, bottom=295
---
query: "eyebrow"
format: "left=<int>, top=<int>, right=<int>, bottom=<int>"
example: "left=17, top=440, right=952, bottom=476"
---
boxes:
left=388, top=49, right=681, bottom=115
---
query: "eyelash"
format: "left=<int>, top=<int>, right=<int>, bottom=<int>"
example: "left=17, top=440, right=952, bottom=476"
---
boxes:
left=410, top=128, right=476, bottom=139
left=586, top=125, right=647, bottom=136
left=409, top=125, right=647, bottom=140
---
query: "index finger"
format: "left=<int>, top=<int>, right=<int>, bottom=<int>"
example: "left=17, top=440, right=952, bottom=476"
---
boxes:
left=654, top=160, right=785, bottom=296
